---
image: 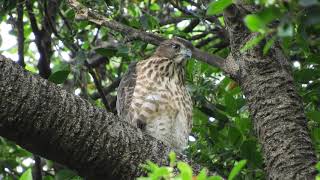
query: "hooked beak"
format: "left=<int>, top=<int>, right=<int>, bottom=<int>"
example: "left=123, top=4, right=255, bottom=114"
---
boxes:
left=182, top=48, right=192, bottom=59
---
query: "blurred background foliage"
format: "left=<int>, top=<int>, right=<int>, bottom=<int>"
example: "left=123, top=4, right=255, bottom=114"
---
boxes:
left=0, top=0, right=319, bottom=179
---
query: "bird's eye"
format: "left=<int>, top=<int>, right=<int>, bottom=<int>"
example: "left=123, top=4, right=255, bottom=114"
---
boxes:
left=171, top=43, right=180, bottom=50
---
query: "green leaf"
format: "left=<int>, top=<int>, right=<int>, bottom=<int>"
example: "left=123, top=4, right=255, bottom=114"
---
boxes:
left=228, top=126, right=243, bottom=147
left=48, top=64, right=70, bottom=84
left=43, top=176, right=54, bottom=180
left=55, top=169, right=78, bottom=180
left=48, top=70, right=70, bottom=84
left=127, top=4, right=141, bottom=17
left=294, top=69, right=320, bottom=83
left=258, top=7, right=281, bottom=24
left=244, top=7, right=281, bottom=32
left=207, top=0, right=233, bottom=15
left=196, top=169, right=207, bottom=180
left=228, top=160, right=247, bottom=180
left=263, top=37, right=276, bottom=55
left=225, top=93, right=237, bottom=116
left=151, top=167, right=170, bottom=178
left=169, top=151, right=176, bottom=167
left=240, top=140, right=263, bottom=167
left=145, top=160, right=159, bottom=172
left=244, top=14, right=265, bottom=32
left=240, top=34, right=265, bottom=53
left=177, top=162, right=193, bottom=180
left=95, top=47, right=117, bottom=57
left=19, top=168, right=32, bottom=180
left=208, top=176, right=223, bottom=180
left=140, top=14, right=159, bottom=30
left=235, top=117, right=251, bottom=135
left=307, top=111, right=320, bottom=122
left=117, top=46, right=130, bottom=57
left=150, top=3, right=160, bottom=11
left=316, top=161, right=320, bottom=171
left=277, top=24, right=293, bottom=37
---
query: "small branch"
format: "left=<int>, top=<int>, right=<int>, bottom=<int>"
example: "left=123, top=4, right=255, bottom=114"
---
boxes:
left=91, top=27, right=101, bottom=44
left=183, top=19, right=200, bottom=33
left=195, top=36, right=217, bottom=48
left=32, top=155, right=43, bottom=180
left=159, top=16, right=189, bottom=26
left=25, top=0, right=52, bottom=78
left=87, top=55, right=109, bottom=68
left=85, top=61, right=112, bottom=111
left=16, top=0, right=25, bottom=68
left=169, top=0, right=198, bottom=17
left=182, top=0, right=201, bottom=8
left=91, top=77, right=121, bottom=100
left=59, top=10, right=74, bottom=36
left=189, top=32, right=210, bottom=40
left=25, top=0, right=41, bottom=35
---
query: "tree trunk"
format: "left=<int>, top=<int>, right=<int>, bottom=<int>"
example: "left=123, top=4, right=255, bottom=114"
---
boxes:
left=224, top=4, right=317, bottom=179
left=0, top=55, right=202, bottom=179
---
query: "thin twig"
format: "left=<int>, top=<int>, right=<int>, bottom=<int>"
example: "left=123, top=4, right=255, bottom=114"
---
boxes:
left=85, top=61, right=112, bottom=111
left=91, top=77, right=121, bottom=100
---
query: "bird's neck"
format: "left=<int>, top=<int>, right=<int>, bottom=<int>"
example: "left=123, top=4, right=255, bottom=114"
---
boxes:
left=148, top=57, right=186, bottom=85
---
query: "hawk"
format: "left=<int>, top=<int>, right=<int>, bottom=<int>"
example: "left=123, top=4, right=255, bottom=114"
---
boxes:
left=116, top=38, right=193, bottom=152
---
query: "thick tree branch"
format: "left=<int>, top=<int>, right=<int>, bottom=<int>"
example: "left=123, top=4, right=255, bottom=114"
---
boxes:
left=67, top=0, right=238, bottom=78
left=223, top=4, right=317, bottom=179
left=0, top=55, right=213, bottom=179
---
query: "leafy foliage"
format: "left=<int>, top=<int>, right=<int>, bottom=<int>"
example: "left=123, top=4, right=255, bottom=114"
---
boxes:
left=0, top=0, right=319, bottom=179
left=139, top=152, right=246, bottom=180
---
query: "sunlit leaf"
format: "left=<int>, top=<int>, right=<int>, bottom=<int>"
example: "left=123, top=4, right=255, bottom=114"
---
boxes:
left=207, top=0, right=233, bottom=15
left=169, top=151, right=176, bottom=167
left=228, top=160, right=247, bottom=180
left=263, top=37, right=276, bottom=55
left=150, top=3, right=160, bottom=11
left=177, top=162, right=193, bottom=180
left=244, top=7, right=281, bottom=32
left=240, top=34, right=265, bottom=52
left=244, top=14, right=265, bottom=32
left=19, top=168, right=32, bottom=180
left=196, top=169, right=207, bottom=180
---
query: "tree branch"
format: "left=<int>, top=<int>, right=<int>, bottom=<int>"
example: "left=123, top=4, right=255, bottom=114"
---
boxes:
left=0, top=55, right=215, bottom=179
left=67, top=0, right=237, bottom=77
left=91, top=77, right=121, bottom=100
left=16, top=0, right=25, bottom=68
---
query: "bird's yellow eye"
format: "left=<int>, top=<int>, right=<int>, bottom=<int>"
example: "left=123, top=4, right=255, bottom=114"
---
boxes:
left=171, top=43, right=180, bottom=50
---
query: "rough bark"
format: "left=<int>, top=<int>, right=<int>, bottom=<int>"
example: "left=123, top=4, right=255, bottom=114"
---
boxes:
left=0, top=55, right=204, bottom=179
left=224, top=3, right=317, bottom=179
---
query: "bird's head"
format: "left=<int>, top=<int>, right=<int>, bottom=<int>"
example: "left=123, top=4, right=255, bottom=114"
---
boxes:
left=154, top=37, right=192, bottom=64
